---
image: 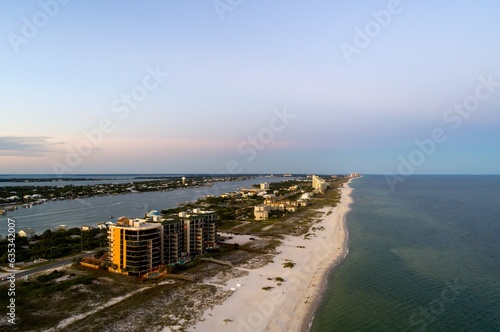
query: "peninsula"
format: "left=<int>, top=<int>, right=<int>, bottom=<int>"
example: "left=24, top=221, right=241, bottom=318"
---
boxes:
left=0, top=174, right=357, bottom=331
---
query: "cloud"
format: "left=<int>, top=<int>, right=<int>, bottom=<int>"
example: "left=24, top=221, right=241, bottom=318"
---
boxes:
left=0, top=136, right=63, bottom=156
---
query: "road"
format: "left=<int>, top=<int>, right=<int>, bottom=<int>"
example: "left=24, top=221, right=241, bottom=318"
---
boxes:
left=1, top=251, right=95, bottom=282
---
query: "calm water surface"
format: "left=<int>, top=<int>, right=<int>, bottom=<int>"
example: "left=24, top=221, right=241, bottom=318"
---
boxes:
left=0, top=176, right=282, bottom=236
left=311, top=175, right=500, bottom=332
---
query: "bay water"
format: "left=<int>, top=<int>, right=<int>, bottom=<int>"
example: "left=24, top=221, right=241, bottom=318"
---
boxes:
left=0, top=176, right=281, bottom=237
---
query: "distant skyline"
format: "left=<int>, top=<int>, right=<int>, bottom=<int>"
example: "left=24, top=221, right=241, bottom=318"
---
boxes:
left=1, top=1, right=500, bottom=175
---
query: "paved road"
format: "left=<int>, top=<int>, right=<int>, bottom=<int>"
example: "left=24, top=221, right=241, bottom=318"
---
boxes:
left=1, top=251, right=95, bottom=282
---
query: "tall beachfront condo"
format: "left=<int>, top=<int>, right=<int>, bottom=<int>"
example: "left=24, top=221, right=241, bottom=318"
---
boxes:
left=176, top=209, right=218, bottom=257
left=107, top=210, right=218, bottom=275
left=107, top=217, right=162, bottom=277
left=161, top=218, right=184, bottom=265
left=312, top=175, right=329, bottom=191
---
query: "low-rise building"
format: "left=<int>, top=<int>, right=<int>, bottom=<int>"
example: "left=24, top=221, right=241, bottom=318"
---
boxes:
left=18, top=228, right=36, bottom=238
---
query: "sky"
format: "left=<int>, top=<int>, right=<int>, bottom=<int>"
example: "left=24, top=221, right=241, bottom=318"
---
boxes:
left=1, top=0, right=500, bottom=175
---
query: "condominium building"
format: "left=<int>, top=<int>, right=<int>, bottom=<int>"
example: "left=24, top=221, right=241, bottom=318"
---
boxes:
left=107, top=217, right=162, bottom=277
left=312, top=175, right=328, bottom=191
left=254, top=204, right=271, bottom=220
left=178, top=209, right=217, bottom=257
left=107, top=210, right=218, bottom=275
left=161, top=218, right=184, bottom=265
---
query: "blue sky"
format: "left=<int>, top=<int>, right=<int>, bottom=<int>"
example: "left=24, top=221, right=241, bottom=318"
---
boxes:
left=1, top=0, right=500, bottom=174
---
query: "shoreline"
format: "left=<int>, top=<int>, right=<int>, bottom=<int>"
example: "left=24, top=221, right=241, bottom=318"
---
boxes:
left=301, top=181, right=352, bottom=332
left=188, top=180, right=354, bottom=332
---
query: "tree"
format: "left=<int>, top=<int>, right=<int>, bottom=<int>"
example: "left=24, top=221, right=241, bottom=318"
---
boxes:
left=41, top=229, right=53, bottom=239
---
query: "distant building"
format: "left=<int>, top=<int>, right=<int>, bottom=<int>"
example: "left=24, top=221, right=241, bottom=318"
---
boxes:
left=260, top=182, right=270, bottom=190
left=146, top=210, right=162, bottom=221
left=312, top=175, right=328, bottom=191
left=254, top=205, right=271, bottom=220
left=301, top=192, right=312, bottom=200
left=18, top=228, right=36, bottom=238
left=97, top=221, right=115, bottom=230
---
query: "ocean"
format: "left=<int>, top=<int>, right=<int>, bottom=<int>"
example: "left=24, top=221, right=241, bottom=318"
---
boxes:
left=311, top=175, right=500, bottom=332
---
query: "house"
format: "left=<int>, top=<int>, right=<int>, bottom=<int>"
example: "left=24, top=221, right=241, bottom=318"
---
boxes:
left=98, top=221, right=115, bottom=230
left=80, top=257, right=105, bottom=270
left=18, top=228, right=36, bottom=238
left=301, top=193, right=312, bottom=200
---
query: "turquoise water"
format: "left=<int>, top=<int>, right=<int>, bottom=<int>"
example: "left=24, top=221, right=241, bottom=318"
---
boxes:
left=311, top=175, right=500, bottom=332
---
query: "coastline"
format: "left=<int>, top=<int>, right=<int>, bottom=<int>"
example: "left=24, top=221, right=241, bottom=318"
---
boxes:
left=300, top=181, right=352, bottom=332
left=189, top=180, right=354, bottom=332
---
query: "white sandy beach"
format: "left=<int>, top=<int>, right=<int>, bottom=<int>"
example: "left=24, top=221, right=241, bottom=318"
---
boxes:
left=188, top=181, right=353, bottom=332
